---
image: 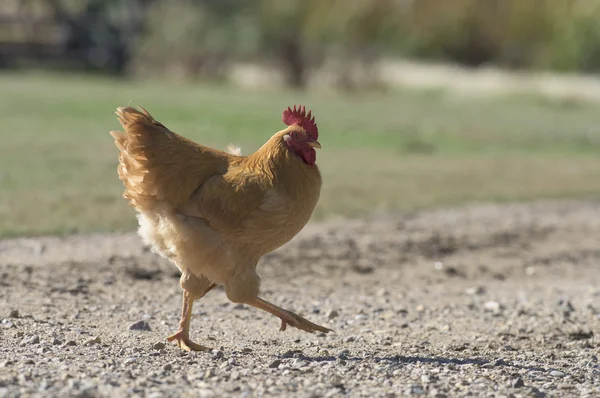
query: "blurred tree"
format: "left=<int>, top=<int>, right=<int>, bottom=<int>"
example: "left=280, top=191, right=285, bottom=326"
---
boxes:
left=252, top=0, right=400, bottom=89
left=133, top=0, right=251, bottom=80
left=254, top=0, right=314, bottom=88
left=46, top=0, right=152, bottom=73
left=304, top=0, right=401, bottom=89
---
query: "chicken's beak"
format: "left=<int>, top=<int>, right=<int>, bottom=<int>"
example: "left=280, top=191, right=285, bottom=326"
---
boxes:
left=306, top=140, right=321, bottom=149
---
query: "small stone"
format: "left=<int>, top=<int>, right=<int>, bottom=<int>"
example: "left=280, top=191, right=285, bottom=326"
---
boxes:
left=204, top=368, right=216, bottom=378
left=344, top=336, right=355, bottom=343
left=20, top=335, right=40, bottom=346
left=354, top=314, right=367, bottom=321
left=525, top=266, right=536, bottom=276
left=550, top=370, right=566, bottom=378
left=404, top=384, right=425, bottom=395
left=293, top=359, right=308, bottom=368
left=162, top=363, right=172, bottom=371
left=1, top=320, right=14, bottom=329
left=129, top=320, right=151, bottom=331
left=65, top=340, right=77, bottom=346
left=329, top=375, right=344, bottom=388
left=511, top=377, right=525, bottom=388
left=84, top=336, right=101, bottom=346
left=51, top=338, right=62, bottom=346
left=123, top=357, right=137, bottom=365
left=153, top=342, right=166, bottom=350
left=212, top=350, right=224, bottom=359
left=484, top=301, right=503, bottom=314
left=327, top=310, right=339, bottom=319
left=23, top=359, right=35, bottom=365
left=465, top=286, right=486, bottom=295
left=428, top=389, right=446, bottom=398
left=38, top=378, right=52, bottom=391
left=9, top=309, right=19, bottom=318
left=269, top=359, right=281, bottom=369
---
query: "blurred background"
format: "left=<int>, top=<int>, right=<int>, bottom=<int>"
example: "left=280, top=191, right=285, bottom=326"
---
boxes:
left=2, top=0, right=600, bottom=237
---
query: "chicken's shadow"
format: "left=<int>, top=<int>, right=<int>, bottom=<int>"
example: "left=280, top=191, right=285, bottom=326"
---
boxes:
left=280, top=352, right=549, bottom=373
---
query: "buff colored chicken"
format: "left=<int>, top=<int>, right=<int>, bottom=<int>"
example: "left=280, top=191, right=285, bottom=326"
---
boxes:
left=110, top=105, right=331, bottom=350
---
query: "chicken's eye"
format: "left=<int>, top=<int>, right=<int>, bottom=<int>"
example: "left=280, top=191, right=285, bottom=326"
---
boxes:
left=291, top=131, right=298, bottom=138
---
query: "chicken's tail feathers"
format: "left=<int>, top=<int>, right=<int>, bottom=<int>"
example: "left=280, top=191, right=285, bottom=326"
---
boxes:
left=110, top=106, right=229, bottom=213
left=109, top=106, right=170, bottom=211
left=115, top=106, right=167, bottom=132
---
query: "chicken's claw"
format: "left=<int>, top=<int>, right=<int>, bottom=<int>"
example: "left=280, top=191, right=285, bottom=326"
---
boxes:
left=278, top=312, right=333, bottom=334
left=166, top=330, right=209, bottom=352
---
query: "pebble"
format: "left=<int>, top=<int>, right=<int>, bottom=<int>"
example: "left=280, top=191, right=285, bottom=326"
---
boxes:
left=84, top=336, right=101, bottom=346
left=293, top=359, right=308, bottom=368
left=9, top=309, right=19, bottom=318
left=129, top=320, right=152, bottom=331
left=153, top=342, right=166, bottom=350
left=465, top=286, right=486, bottom=295
left=484, top=301, right=503, bottom=314
left=219, top=361, right=230, bottom=369
left=51, top=338, right=62, bottom=345
left=20, top=335, right=40, bottom=346
left=269, top=359, right=282, bottom=369
left=511, top=377, right=525, bottom=388
left=326, top=310, right=339, bottom=319
left=204, top=368, right=216, bottom=378
left=1, top=320, right=14, bottom=329
left=404, top=384, right=426, bottom=395
left=212, top=350, right=224, bottom=359
left=550, top=370, right=566, bottom=378
left=123, top=357, right=137, bottom=365
left=162, top=363, right=172, bottom=372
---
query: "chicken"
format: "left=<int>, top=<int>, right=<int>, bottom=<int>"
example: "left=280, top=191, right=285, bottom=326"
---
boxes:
left=110, top=105, right=331, bottom=350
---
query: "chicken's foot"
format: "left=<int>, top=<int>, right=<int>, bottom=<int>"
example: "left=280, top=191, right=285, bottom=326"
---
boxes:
left=166, top=290, right=210, bottom=351
left=248, top=297, right=333, bottom=334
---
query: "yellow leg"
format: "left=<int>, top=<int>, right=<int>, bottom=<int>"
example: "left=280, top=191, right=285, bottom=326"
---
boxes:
left=166, top=286, right=214, bottom=351
left=248, top=297, right=333, bottom=334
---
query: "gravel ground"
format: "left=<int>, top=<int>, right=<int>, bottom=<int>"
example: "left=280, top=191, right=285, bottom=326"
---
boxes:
left=1, top=200, right=599, bottom=397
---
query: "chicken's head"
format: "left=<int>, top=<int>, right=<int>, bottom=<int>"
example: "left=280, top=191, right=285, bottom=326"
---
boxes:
left=281, top=105, right=321, bottom=166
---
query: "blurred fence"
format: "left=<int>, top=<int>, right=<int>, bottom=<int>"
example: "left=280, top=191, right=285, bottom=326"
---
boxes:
left=2, top=0, right=600, bottom=88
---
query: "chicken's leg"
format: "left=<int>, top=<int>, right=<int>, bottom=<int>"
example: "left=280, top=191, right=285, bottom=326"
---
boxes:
left=166, top=285, right=215, bottom=351
left=248, top=297, right=333, bottom=334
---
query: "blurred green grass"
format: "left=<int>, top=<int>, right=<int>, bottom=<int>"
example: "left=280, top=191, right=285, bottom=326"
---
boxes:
left=1, top=72, right=600, bottom=237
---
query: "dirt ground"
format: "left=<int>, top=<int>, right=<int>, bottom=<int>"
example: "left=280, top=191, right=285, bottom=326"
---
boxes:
left=1, top=200, right=599, bottom=397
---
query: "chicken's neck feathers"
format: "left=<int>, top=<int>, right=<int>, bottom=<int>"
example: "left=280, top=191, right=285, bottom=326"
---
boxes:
left=244, top=134, right=321, bottom=197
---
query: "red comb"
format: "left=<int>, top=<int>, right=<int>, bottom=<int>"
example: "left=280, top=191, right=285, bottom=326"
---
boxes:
left=282, top=105, right=318, bottom=140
